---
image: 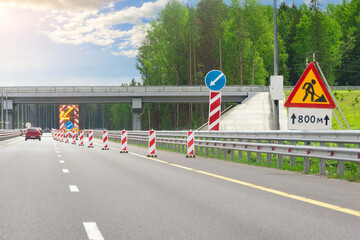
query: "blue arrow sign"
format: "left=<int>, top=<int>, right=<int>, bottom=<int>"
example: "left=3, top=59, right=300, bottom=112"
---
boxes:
left=205, top=70, right=226, bottom=91
left=65, top=121, right=73, bottom=130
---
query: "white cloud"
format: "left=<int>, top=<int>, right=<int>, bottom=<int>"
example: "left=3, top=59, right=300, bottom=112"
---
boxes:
left=41, top=0, right=177, bottom=58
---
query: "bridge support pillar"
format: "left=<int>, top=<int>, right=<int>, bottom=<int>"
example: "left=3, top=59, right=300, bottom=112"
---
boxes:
left=2, top=99, right=14, bottom=129
left=132, top=98, right=142, bottom=130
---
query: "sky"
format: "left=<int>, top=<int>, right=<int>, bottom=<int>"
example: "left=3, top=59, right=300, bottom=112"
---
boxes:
left=0, top=0, right=342, bottom=86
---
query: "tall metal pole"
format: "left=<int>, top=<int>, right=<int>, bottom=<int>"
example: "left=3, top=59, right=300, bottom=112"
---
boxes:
left=273, top=0, right=280, bottom=130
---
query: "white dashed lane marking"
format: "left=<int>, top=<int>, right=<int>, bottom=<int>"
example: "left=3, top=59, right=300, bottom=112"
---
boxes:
left=62, top=169, right=69, bottom=173
left=59, top=160, right=64, bottom=164
left=83, top=222, right=104, bottom=240
left=69, top=185, right=79, bottom=192
left=57, top=155, right=61, bottom=158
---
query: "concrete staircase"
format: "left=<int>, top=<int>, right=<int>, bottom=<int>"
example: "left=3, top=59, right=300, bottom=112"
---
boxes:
left=200, top=92, right=288, bottom=131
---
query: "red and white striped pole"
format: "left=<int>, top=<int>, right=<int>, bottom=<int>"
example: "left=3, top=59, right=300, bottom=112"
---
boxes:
left=71, top=131, right=76, bottom=144
left=65, top=131, right=70, bottom=143
left=120, top=130, right=128, bottom=153
left=186, top=131, right=196, bottom=158
left=88, top=130, right=94, bottom=148
left=79, top=130, right=84, bottom=146
left=60, top=131, right=64, bottom=142
left=209, top=91, right=221, bottom=131
left=102, top=130, right=109, bottom=150
left=147, top=130, right=157, bottom=157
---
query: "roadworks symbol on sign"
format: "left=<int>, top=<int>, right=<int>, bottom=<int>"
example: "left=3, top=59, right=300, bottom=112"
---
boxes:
left=284, top=62, right=335, bottom=109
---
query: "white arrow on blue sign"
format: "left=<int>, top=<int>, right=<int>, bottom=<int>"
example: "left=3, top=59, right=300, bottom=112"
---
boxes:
left=205, top=70, right=226, bottom=91
left=65, top=122, right=73, bottom=130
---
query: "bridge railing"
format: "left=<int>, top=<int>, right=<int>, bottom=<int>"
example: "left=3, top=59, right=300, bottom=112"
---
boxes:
left=90, top=130, right=360, bottom=178
left=2, top=85, right=360, bottom=94
left=0, top=129, right=22, bottom=141
left=0, top=85, right=269, bottom=94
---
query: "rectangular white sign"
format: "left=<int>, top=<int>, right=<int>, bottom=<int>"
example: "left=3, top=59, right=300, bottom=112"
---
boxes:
left=288, top=107, right=332, bottom=130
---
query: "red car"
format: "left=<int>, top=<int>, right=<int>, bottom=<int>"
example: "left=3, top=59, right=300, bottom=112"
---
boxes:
left=25, top=128, right=41, bottom=141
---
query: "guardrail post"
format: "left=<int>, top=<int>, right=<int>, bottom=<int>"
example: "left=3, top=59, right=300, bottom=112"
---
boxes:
left=247, top=151, right=251, bottom=162
left=304, top=157, right=310, bottom=173
left=206, top=147, right=209, bottom=157
left=256, top=140, right=261, bottom=163
left=278, top=154, right=283, bottom=168
left=337, top=161, right=344, bottom=177
left=217, top=148, right=221, bottom=159
left=238, top=150, right=243, bottom=161
left=224, top=149, right=227, bottom=160
left=319, top=158, right=326, bottom=176
left=267, top=153, right=272, bottom=166
left=290, top=141, right=296, bottom=166
left=231, top=150, right=234, bottom=161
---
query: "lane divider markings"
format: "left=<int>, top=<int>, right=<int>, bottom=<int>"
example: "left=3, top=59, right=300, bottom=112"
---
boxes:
left=0, top=138, right=23, bottom=148
left=83, top=222, right=104, bottom=240
left=56, top=151, right=60, bottom=153
left=69, top=185, right=79, bottom=192
left=59, top=160, right=65, bottom=164
left=57, top=155, right=61, bottom=158
left=109, top=146, right=360, bottom=218
left=62, top=169, right=69, bottom=173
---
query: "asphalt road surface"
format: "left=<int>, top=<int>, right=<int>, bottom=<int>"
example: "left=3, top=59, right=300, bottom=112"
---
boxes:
left=0, top=133, right=360, bottom=240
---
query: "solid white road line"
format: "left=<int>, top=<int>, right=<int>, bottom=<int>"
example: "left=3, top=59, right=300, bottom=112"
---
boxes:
left=62, top=169, right=69, bottom=173
left=69, top=185, right=79, bottom=192
left=59, top=160, right=65, bottom=164
left=83, top=222, right=104, bottom=240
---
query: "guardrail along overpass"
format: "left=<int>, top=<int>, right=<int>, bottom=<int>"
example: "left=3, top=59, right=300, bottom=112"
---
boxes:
left=1, top=85, right=267, bottom=130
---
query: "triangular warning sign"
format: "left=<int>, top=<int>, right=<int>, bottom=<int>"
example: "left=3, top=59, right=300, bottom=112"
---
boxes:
left=285, top=62, right=335, bottom=109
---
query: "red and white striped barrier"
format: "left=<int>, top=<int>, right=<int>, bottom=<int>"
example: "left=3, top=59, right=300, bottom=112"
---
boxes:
left=147, top=130, right=157, bottom=157
left=186, top=131, right=196, bottom=158
left=209, top=91, right=221, bottom=131
left=120, top=130, right=128, bottom=153
left=88, top=130, right=94, bottom=148
left=60, top=131, right=64, bottom=142
left=65, top=131, right=70, bottom=143
left=102, top=130, right=109, bottom=150
left=79, top=130, right=84, bottom=146
left=71, top=131, right=76, bottom=144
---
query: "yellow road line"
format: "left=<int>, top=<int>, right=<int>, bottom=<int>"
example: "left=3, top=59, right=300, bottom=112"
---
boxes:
left=107, top=143, right=360, bottom=217
left=0, top=138, right=23, bottom=148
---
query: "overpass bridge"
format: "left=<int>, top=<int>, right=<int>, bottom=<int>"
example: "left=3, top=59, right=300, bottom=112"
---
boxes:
left=0, top=85, right=268, bottom=129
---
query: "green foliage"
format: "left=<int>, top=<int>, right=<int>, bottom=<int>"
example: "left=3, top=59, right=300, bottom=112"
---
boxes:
left=111, top=0, right=360, bottom=130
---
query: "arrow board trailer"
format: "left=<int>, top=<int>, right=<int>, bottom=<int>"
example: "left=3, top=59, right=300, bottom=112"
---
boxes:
left=288, top=108, right=332, bottom=130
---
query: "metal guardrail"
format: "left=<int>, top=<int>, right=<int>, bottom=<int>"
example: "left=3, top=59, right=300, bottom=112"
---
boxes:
left=0, top=85, right=269, bottom=94
left=90, top=130, right=360, bottom=178
left=0, top=130, right=22, bottom=141
left=2, top=85, right=359, bottom=94
left=284, top=86, right=360, bottom=91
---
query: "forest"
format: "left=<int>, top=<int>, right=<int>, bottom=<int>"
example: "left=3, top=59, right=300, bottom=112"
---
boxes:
left=34, top=0, right=360, bottom=131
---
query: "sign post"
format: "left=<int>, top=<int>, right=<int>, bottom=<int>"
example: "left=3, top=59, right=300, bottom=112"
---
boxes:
left=205, top=70, right=226, bottom=131
left=285, top=62, right=335, bottom=130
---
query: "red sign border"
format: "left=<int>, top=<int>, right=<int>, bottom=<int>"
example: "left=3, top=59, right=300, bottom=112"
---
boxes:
left=284, top=62, right=335, bottom=109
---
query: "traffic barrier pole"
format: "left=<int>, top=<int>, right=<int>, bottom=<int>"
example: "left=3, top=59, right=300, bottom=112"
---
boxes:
left=60, top=131, right=64, bottom=142
left=79, top=130, right=84, bottom=146
left=209, top=91, right=221, bottom=131
left=102, top=130, right=109, bottom=150
left=88, top=130, right=94, bottom=148
left=71, top=131, right=76, bottom=144
left=147, top=130, right=157, bottom=157
left=120, top=130, right=128, bottom=153
left=65, top=131, right=70, bottom=143
left=186, top=131, right=196, bottom=158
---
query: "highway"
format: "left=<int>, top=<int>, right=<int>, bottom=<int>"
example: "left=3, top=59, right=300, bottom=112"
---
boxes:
left=0, top=134, right=360, bottom=239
